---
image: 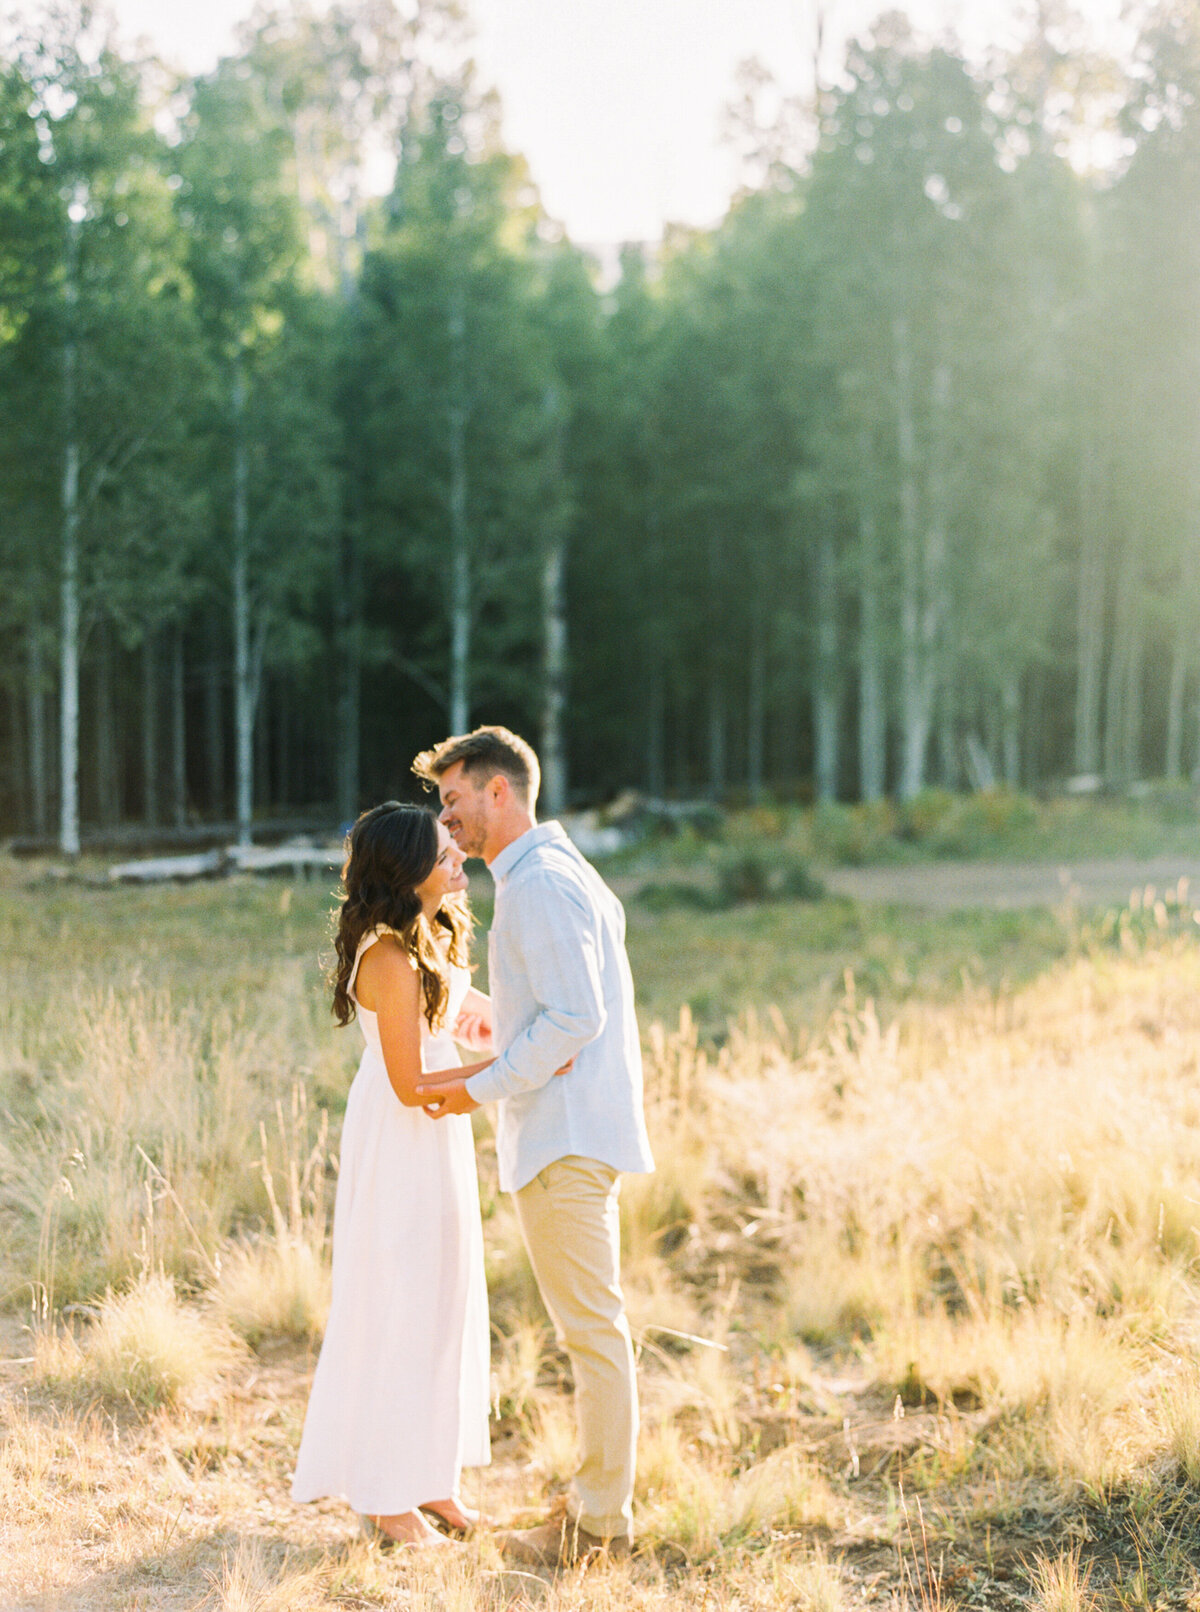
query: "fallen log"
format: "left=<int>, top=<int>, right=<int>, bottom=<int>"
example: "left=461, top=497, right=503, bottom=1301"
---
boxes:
left=105, top=844, right=342, bottom=884
left=108, top=851, right=228, bottom=883
left=227, top=845, right=342, bottom=877
left=10, top=815, right=344, bottom=858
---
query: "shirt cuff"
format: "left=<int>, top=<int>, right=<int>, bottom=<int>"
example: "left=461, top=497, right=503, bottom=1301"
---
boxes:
left=465, top=1062, right=513, bottom=1105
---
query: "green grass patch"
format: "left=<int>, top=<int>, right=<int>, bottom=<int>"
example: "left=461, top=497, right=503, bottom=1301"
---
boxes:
left=611, top=789, right=1200, bottom=872
left=625, top=896, right=1068, bottom=1035
left=0, top=858, right=1070, bottom=1055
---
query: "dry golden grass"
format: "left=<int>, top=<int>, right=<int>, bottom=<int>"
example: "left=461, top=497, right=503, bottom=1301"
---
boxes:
left=33, top=1269, right=243, bottom=1409
left=1028, top=1546, right=1099, bottom=1612
left=5, top=873, right=1200, bottom=1606
left=213, top=1089, right=332, bottom=1346
left=204, top=1537, right=329, bottom=1611
left=1157, top=1363, right=1200, bottom=1484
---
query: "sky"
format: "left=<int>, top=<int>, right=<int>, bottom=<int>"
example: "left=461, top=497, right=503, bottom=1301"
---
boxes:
left=96, top=0, right=1128, bottom=245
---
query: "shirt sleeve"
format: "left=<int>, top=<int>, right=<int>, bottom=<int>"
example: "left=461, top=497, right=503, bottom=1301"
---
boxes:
left=465, top=869, right=607, bottom=1104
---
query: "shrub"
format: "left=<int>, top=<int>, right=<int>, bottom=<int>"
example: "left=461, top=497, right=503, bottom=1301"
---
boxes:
left=928, top=789, right=1041, bottom=856
left=37, top=1271, right=242, bottom=1408
left=811, top=800, right=898, bottom=865
left=1159, top=1366, right=1200, bottom=1482
left=717, top=852, right=772, bottom=905
left=1027, top=1547, right=1097, bottom=1612
left=91, top=1274, right=240, bottom=1407
left=214, top=1234, right=329, bottom=1345
left=638, top=851, right=824, bottom=908
left=728, top=1445, right=842, bottom=1536
left=897, top=787, right=957, bottom=843
left=636, top=879, right=715, bottom=912
left=1134, top=780, right=1200, bottom=825
left=778, top=857, right=826, bottom=901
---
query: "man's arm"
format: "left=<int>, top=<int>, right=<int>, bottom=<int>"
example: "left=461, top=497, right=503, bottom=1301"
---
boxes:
left=418, top=871, right=606, bottom=1111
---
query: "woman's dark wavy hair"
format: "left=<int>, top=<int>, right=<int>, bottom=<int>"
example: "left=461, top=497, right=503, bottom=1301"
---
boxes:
left=330, top=802, right=471, bottom=1031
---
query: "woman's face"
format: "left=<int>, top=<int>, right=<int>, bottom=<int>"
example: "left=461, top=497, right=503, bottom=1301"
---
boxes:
left=415, top=820, right=468, bottom=910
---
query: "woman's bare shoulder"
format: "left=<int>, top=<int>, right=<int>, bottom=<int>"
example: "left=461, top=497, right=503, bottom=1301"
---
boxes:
left=354, top=932, right=419, bottom=1009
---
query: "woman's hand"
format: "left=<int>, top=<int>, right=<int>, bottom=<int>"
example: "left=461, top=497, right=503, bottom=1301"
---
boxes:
left=452, top=1008, right=493, bottom=1051
left=420, top=1074, right=480, bottom=1117
left=419, top=1054, right=575, bottom=1118
left=452, top=987, right=494, bottom=1051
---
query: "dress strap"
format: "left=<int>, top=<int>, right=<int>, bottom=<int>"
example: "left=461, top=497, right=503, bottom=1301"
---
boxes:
left=347, top=925, right=397, bottom=1002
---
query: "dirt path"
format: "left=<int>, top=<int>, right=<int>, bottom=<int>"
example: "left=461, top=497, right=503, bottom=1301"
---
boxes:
left=819, top=854, right=1200, bottom=910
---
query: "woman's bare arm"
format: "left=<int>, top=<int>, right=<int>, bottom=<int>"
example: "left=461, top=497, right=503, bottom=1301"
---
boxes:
left=359, top=939, right=495, bottom=1108
left=357, top=938, right=425, bottom=1106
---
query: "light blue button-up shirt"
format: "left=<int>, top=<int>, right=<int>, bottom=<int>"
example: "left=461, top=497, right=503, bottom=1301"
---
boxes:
left=465, top=821, right=655, bottom=1194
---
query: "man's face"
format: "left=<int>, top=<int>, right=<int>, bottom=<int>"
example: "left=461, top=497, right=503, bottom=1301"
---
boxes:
left=437, top=761, right=490, bottom=858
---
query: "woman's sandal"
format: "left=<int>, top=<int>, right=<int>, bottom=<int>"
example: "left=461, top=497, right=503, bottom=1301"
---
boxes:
left=360, top=1513, right=453, bottom=1550
left=418, top=1500, right=481, bottom=1539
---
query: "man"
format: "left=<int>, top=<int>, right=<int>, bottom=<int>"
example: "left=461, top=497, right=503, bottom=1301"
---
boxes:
left=412, top=725, right=654, bottom=1568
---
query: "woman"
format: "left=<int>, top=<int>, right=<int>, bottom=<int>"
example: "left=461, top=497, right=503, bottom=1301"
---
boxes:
left=292, top=802, right=495, bottom=1547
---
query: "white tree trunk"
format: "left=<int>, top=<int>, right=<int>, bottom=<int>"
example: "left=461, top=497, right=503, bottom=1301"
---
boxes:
left=205, top=615, right=224, bottom=818
left=645, top=666, right=666, bottom=799
left=857, top=478, right=885, bottom=803
left=59, top=347, right=80, bottom=856
left=541, top=539, right=568, bottom=817
left=539, top=388, right=568, bottom=816
left=142, top=634, right=159, bottom=828
left=747, top=620, right=765, bottom=804
left=448, top=297, right=470, bottom=736
left=27, top=627, right=48, bottom=837
left=448, top=502, right=469, bottom=736
left=1123, top=608, right=1143, bottom=782
left=919, top=360, right=950, bottom=782
left=707, top=678, right=726, bottom=800
left=1001, top=672, right=1021, bottom=788
left=95, top=624, right=118, bottom=826
left=1165, top=631, right=1186, bottom=781
left=1073, top=435, right=1105, bottom=776
left=1103, top=541, right=1136, bottom=784
left=334, top=548, right=362, bottom=825
left=232, top=359, right=255, bottom=847
left=938, top=672, right=959, bottom=790
left=814, top=526, right=838, bottom=803
left=333, top=179, right=363, bottom=825
left=706, top=525, right=725, bottom=799
left=893, top=314, right=927, bottom=801
left=644, top=509, right=666, bottom=798
left=171, top=625, right=187, bottom=827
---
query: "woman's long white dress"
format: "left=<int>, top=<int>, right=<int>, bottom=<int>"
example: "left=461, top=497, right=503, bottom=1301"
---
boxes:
left=292, top=929, right=490, bottom=1514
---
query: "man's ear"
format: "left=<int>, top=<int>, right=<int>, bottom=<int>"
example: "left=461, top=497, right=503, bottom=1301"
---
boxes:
left=487, top=773, right=509, bottom=807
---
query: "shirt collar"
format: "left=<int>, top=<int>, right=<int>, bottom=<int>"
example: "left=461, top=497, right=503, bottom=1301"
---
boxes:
left=489, top=820, right=568, bottom=884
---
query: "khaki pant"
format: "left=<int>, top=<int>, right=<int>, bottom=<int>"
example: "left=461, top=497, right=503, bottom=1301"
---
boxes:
left=514, top=1155, right=637, bottom=1541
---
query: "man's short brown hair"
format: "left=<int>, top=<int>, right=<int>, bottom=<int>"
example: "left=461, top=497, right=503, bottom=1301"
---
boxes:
left=413, top=726, right=540, bottom=806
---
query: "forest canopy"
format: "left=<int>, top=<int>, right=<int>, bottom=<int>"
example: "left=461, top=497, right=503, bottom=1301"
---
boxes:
left=2, top=0, right=1198, bottom=851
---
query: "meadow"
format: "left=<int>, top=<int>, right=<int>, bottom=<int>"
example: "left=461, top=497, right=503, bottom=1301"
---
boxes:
left=3, top=841, right=1200, bottom=1611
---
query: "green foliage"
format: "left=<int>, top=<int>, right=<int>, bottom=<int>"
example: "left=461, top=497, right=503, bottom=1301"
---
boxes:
left=344, top=83, right=580, bottom=732
left=897, top=789, right=958, bottom=843
left=4, top=5, right=1200, bottom=835
left=924, top=790, right=1041, bottom=857
left=812, top=802, right=901, bottom=866
left=638, top=849, right=825, bottom=911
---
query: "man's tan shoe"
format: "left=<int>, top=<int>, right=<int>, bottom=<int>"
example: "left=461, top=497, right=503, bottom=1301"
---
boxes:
left=498, top=1517, right=631, bottom=1571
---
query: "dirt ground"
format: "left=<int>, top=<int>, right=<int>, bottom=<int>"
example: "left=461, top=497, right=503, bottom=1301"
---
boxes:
left=819, top=855, right=1200, bottom=910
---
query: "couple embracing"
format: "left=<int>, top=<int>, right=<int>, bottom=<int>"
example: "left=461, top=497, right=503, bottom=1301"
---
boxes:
left=291, top=726, right=655, bottom=1567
